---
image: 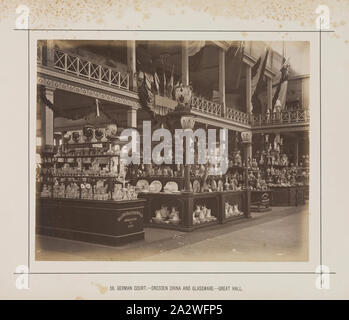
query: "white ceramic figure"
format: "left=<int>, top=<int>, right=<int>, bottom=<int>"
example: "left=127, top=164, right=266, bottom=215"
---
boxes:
left=233, top=204, right=240, bottom=216
left=153, top=210, right=161, bottom=221
left=170, top=208, right=179, bottom=222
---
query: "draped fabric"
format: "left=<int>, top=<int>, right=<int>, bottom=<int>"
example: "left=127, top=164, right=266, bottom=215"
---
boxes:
left=251, top=48, right=270, bottom=113
left=54, top=40, right=128, bottom=72
left=251, top=48, right=269, bottom=97
left=225, top=41, right=245, bottom=92
left=187, top=41, right=206, bottom=57
left=272, top=58, right=290, bottom=110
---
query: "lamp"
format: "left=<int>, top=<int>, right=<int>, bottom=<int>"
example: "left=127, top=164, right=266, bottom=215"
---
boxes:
left=174, top=84, right=193, bottom=106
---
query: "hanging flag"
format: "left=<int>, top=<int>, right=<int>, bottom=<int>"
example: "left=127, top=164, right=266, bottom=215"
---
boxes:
left=250, top=47, right=270, bottom=113
left=138, top=71, right=154, bottom=116
left=172, top=79, right=180, bottom=99
left=272, top=57, right=290, bottom=110
left=225, top=41, right=245, bottom=91
left=163, top=71, right=167, bottom=97
left=153, top=71, right=160, bottom=95
left=166, top=64, right=174, bottom=98
left=251, top=47, right=269, bottom=97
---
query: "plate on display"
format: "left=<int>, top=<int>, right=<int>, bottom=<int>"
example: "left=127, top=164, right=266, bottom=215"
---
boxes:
left=136, top=179, right=150, bottom=192
left=164, top=181, right=179, bottom=193
left=192, top=180, right=201, bottom=193
left=211, top=180, right=217, bottom=191
left=149, top=180, right=162, bottom=193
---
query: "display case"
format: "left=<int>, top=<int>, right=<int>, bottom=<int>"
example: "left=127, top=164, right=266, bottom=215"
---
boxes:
left=140, top=192, right=219, bottom=231
left=219, top=190, right=248, bottom=223
left=37, top=198, right=146, bottom=245
left=36, top=126, right=147, bottom=246
left=140, top=190, right=249, bottom=231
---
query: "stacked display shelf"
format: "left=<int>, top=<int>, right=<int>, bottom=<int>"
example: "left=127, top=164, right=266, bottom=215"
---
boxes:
left=37, top=136, right=146, bottom=246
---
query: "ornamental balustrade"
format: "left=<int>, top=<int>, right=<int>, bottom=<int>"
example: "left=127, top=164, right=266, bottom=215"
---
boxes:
left=37, top=48, right=309, bottom=129
left=225, top=107, right=250, bottom=125
left=51, top=49, right=130, bottom=90
left=190, top=95, right=222, bottom=117
left=250, top=109, right=310, bottom=126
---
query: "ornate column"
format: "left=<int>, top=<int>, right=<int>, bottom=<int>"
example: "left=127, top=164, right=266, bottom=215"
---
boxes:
left=181, top=41, right=189, bottom=86
left=127, top=40, right=137, bottom=91
left=245, top=64, right=252, bottom=123
left=127, top=107, right=137, bottom=128
left=241, top=131, right=252, bottom=218
left=181, top=115, right=195, bottom=193
left=174, top=84, right=194, bottom=193
left=44, top=40, right=55, bottom=67
left=294, top=137, right=299, bottom=166
left=219, top=48, right=226, bottom=116
left=41, top=86, right=55, bottom=152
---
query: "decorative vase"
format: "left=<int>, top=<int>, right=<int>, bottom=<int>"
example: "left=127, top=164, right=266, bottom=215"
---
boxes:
left=174, top=84, right=193, bottom=106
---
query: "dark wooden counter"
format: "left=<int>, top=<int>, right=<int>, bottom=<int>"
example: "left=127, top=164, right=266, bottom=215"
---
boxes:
left=37, top=198, right=146, bottom=246
left=269, top=186, right=305, bottom=206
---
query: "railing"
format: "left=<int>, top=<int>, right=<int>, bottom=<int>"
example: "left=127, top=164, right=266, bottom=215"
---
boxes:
left=226, top=107, right=250, bottom=125
left=52, top=49, right=130, bottom=90
left=251, top=109, right=310, bottom=127
left=190, top=95, right=222, bottom=117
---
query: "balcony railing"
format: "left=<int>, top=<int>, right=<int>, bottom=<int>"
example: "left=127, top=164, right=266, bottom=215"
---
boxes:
left=251, top=109, right=310, bottom=127
left=226, top=107, right=250, bottom=125
left=190, top=95, right=222, bottom=117
left=52, top=49, right=130, bottom=90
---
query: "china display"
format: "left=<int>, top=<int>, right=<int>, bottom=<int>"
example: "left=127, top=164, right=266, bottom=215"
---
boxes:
left=36, top=125, right=146, bottom=246
left=37, top=126, right=139, bottom=202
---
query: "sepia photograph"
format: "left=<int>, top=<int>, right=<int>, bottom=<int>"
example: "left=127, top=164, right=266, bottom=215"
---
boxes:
left=2, top=0, right=349, bottom=302
left=35, top=40, right=310, bottom=262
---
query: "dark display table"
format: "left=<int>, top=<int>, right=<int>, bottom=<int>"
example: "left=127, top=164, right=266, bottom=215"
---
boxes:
left=219, top=191, right=249, bottom=223
left=37, top=198, right=146, bottom=246
left=140, top=191, right=250, bottom=231
left=251, top=190, right=272, bottom=212
left=269, top=186, right=305, bottom=206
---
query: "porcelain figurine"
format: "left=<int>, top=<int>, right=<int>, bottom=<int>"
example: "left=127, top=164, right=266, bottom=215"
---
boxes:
left=160, top=206, right=169, bottom=219
left=112, top=184, right=123, bottom=201
left=233, top=204, right=240, bottom=216
left=199, top=208, right=205, bottom=221
left=225, top=202, right=230, bottom=216
left=224, top=178, right=230, bottom=191
left=206, top=208, right=212, bottom=219
left=155, top=209, right=162, bottom=220
left=193, top=212, right=199, bottom=224
left=234, top=151, right=242, bottom=167
left=169, top=207, right=180, bottom=222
